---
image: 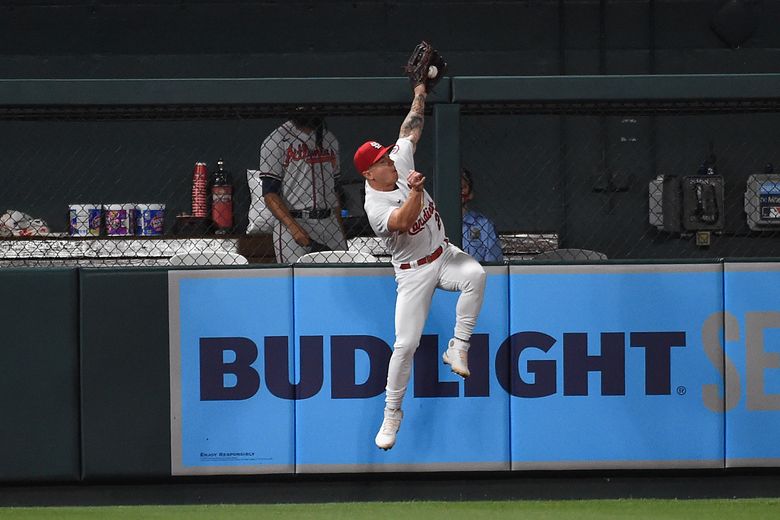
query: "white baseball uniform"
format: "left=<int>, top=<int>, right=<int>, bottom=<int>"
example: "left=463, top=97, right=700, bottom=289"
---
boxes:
left=364, top=137, right=487, bottom=410
left=256, top=121, right=346, bottom=263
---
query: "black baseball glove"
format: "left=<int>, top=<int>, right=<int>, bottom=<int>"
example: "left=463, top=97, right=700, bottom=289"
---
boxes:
left=404, top=41, right=447, bottom=92
left=308, top=240, right=332, bottom=253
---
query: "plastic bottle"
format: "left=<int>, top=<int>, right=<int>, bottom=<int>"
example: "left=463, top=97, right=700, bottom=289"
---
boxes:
left=211, top=159, right=233, bottom=234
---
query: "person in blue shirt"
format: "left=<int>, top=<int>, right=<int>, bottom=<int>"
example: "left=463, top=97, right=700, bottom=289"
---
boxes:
left=461, top=168, right=503, bottom=263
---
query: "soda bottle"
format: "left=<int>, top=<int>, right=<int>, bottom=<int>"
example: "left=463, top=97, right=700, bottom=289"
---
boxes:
left=211, top=158, right=233, bottom=234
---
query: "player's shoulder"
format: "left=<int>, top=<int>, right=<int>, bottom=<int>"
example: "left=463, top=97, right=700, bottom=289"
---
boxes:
left=465, top=209, right=489, bottom=223
left=262, top=123, right=288, bottom=144
left=364, top=184, right=398, bottom=203
left=389, top=137, right=413, bottom=157
left=363, top=183, right=382, bottom=199
left=463, top=209, right=478, bottom=223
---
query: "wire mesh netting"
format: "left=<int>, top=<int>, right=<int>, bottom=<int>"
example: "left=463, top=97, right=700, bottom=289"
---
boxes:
left=0, top=104, right=406, bottom=267
left=462, top=100, right=780, bottom=261
left=2, top=98, right=780, bottom=267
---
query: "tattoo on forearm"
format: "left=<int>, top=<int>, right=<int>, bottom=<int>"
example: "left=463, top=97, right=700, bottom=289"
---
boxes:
left=400, top=114, right=423, bottom=137
left=399, top=93, right=426, bottom=140
left=410, top=92, right=425, bottom=115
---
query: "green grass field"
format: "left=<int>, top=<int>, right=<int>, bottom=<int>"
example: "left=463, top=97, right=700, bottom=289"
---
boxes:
left=1, top=499, right=779, bottom=520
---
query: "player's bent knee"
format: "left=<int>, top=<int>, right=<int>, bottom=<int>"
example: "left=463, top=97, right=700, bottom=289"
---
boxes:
left=464, top=264, right=487, bottom=290
left=476, top=271, right=487, bottom=291
left=391, top=342, right=418, bottom=360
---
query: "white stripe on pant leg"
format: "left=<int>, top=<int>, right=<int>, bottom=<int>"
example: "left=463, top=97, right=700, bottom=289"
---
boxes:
left=273, top=220, right=285, bottom=263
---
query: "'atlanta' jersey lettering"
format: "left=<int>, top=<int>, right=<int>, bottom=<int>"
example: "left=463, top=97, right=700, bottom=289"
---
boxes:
left=283, top=143, right=338, bottom=168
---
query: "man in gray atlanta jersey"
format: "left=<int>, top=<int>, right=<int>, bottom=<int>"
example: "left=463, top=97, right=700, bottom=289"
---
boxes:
left=256, top=115, right=346, bottom=263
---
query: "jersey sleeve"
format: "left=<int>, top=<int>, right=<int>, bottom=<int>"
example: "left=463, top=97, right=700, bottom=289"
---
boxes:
left=365, top=195, right=398, bottom=238
left=258, top=131, right=285, bottom=181
left=389, top=137, right=415, bottom=186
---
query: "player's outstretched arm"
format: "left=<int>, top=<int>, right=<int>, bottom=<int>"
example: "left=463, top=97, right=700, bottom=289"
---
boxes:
left=399, top=84, right=427, bottom=148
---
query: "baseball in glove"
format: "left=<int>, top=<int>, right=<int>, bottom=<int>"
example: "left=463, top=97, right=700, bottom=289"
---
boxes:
left=308, top=240, right=332, bottom=253
left=404, top=41, right=447, bottom=92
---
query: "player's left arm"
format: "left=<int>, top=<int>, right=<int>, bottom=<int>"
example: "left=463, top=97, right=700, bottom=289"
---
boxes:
left=398, top=84, right=427, bottom=151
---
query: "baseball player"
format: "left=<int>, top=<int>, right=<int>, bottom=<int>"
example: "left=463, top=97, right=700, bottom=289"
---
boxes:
left=355, top=82, right=487, bottom=451
left=257, top=115, right=347, bottom=263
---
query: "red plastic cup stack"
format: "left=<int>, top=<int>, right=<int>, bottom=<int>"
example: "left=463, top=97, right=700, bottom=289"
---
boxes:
left=192, top=162, right=208, bottom=218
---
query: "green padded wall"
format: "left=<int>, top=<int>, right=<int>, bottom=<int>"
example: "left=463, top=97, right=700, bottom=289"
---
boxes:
left=0, top=269, right=79, bottom=482
left=79, top=269, right=170, bottom=479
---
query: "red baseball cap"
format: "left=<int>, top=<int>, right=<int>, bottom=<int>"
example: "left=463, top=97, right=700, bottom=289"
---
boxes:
left=353, top=140, right=394, bottom=174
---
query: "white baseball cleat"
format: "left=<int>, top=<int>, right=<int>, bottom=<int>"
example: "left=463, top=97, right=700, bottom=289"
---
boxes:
left=375, top=407, right=403, bottom=450
left=442, top=338, right=470, bottom=378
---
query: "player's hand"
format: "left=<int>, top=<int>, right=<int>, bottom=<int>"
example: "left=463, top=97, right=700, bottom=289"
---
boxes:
left=407, top=170, right=425, bottom=192
left=292, top=226, right=311, bottom=247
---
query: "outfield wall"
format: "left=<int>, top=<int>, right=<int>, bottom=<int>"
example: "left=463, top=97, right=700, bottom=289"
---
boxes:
left=1, top=261, right=780, bottom=482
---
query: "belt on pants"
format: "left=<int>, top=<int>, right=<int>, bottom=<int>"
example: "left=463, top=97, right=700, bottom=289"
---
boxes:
left=399, top=243, right=447, bottom=270
left=289, top=209, right=331, bottom=219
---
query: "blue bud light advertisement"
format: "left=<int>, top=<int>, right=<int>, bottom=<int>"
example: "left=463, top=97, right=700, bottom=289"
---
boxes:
left=169, top=262, right=780, bottom=475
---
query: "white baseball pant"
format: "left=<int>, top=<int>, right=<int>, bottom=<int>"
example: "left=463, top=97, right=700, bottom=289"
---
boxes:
left=384, top=243, right=486, bottom=410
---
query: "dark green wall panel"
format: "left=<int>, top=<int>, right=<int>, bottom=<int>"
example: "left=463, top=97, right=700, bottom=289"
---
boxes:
left=2, top=1, right=780, bottom=79
left=80, top=269, right=170, bottom=479
left=0, top=269, right=79, bottom=482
